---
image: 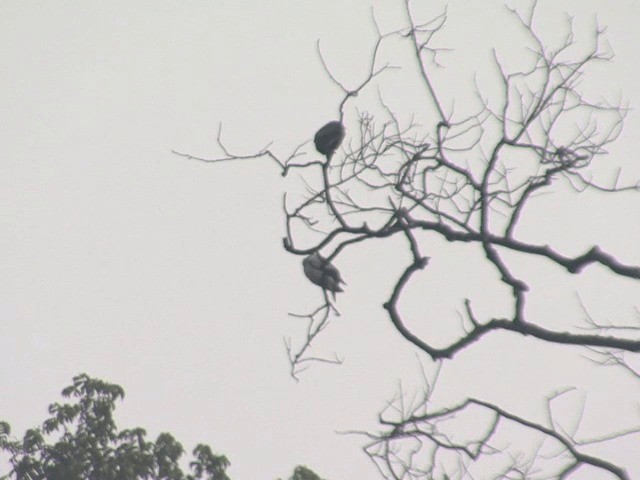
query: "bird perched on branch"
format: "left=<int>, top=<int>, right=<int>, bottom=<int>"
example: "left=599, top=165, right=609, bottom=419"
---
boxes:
left=314, top=121, right=345, bottom=160
left=302, top=252, right=346, bottom=298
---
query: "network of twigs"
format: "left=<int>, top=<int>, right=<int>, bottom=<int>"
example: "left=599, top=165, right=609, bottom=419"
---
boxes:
left=174, top=2, right=639, bottom=478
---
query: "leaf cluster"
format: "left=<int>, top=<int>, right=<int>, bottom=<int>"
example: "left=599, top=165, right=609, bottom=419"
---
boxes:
left=0, top=374, right=230, bottom=480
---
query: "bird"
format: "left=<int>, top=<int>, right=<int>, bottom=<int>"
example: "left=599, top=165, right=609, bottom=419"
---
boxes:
left=314, top=121, right=345, bottom=160
left=302, top=252, right=346, bottom=298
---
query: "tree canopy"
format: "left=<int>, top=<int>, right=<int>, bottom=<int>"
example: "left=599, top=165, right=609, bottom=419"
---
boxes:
left=0, top=374, right=322, bottom=480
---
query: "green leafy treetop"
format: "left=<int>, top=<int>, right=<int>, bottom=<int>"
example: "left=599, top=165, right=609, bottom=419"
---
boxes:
left=288, top=466, right=325, bottom=480
left=0, top=374, right=324, bottom=480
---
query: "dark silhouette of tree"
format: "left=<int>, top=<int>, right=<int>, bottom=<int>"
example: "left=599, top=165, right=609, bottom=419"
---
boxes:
left=279, top=465, right=325, bottom=480
left=0, top=374, right=324, bottom=480
left=174, top=1, right=640, bottom=478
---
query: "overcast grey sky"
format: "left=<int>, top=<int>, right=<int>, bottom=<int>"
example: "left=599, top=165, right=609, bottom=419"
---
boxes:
left=1, top=1, right=639, bottom=479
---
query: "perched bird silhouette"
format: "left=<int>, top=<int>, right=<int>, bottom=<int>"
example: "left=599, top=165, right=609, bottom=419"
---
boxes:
left=302, top=252, right=346, bottom=298
left=314, top=121, right=345, bottom=160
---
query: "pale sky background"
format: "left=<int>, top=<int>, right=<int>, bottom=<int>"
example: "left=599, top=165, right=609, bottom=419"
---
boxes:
left=1, top=1, right=639, bottom=479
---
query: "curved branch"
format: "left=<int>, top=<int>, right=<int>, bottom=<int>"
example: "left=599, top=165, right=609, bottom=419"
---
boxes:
left=385, top=256, right=639, bottom=359
left=470, top=398, right=630, bottom=480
